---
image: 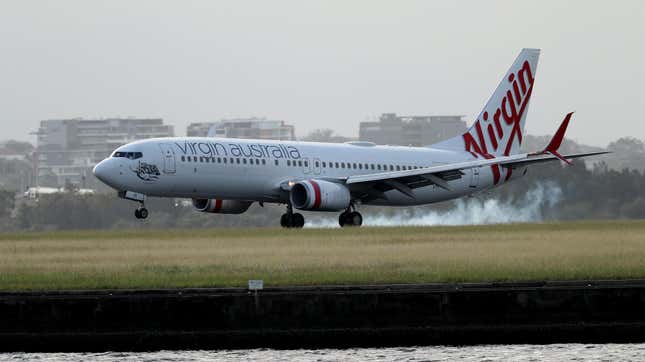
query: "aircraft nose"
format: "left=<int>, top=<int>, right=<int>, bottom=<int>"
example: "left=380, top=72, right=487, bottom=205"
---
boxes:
left=93, top=159, right=116, bottom=187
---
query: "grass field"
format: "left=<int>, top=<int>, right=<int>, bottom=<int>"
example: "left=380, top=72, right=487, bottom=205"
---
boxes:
left=1, top=220, right=645, bottom=291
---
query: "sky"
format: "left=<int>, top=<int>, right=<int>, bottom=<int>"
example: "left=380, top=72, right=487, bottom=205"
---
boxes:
left=0, top=0, right=643, bottom=147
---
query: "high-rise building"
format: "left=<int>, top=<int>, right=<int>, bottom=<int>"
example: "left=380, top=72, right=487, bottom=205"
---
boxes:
left=33, top=118, right=174, bottom=187
left=187, top=117, right=295, bottom=141
left=359, top=113, right=467, bottom=147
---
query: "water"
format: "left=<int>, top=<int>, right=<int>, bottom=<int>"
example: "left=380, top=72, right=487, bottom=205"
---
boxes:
left=3, top=344, right=645, bottom=361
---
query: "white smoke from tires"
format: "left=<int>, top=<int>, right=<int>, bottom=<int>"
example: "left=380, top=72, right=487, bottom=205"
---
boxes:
left=304, top=182, right=562, bottom=228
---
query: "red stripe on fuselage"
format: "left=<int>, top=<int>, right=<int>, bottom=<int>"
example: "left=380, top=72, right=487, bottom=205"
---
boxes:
left=309, top=180, right=321, bottom=209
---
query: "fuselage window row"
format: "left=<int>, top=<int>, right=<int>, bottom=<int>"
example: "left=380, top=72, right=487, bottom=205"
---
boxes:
left=177, top=155, right=423, bottom=173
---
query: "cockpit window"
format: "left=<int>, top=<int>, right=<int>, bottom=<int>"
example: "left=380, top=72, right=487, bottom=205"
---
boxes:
left=113, top=151, right=143, bottom=159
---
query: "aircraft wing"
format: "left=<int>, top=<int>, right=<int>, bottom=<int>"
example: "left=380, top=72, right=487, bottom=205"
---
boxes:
left=343, top=150, right=606, bottom=200
left=345, top=112, right=608, bottom=200
left=499, top=151, right=609, bottom=168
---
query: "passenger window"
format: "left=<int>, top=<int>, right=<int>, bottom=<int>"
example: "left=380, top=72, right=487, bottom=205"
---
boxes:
left=359, top=164, right=363, bottom=169
left=322, top=162, right=326, bottom=168
left=298, top=161, right=302, bottom=167
left=352, top=163, right=357, bottom=169
left=315, top=161, right=319, bottom=167
left=217, top=157, right=221, bottom=163
left=275, top=159, right=279, bottom=166
left=243, top=159, right=247, bottom=164
left=389, top=165, right=393, bottom=171
left=371, top=164, right=375, bottom=170
left=236, top=158, right=240, bottom=164
left=193, top=156, right=198, bottom=162
left=377, top=165, right=381, bottom=170
left=287, top=160, right=291, bottom=166
left=396, top=165, right=401, bottom=171
left=335, top=162, right=339, bottom=168
left=181, top=156, right=185, bottom=162
left=262, top=159, right=266, bottom=165
left=304, top=161, right=308, bottom=167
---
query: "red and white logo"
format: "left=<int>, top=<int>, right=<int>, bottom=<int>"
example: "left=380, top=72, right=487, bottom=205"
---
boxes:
left=462, top=49, right=539, bottom=184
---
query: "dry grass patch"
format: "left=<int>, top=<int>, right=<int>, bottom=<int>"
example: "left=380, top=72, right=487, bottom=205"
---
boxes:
left=0, top=220, right=644, bottom=290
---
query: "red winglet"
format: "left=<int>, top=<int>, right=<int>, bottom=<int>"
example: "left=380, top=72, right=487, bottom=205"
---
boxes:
left=545, top=112, right=573, bottom=153
left=537, top=112, right=574, bottom=165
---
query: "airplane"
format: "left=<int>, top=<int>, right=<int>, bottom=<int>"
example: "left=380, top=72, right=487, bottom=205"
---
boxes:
left=93, top=48, right=607, bottom=228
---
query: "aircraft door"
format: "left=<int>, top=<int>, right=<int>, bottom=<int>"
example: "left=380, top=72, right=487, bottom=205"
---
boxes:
left=159, top=143, right=176, bottom=174
left=469, top=167, right=479, bottom=188
left=313, top=158, right=321, bottom=175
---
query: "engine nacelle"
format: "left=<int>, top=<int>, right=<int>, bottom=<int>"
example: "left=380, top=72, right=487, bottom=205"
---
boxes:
left=290, top=179, right=351, bottom=211
left=192, top=199, right=253, bottom=214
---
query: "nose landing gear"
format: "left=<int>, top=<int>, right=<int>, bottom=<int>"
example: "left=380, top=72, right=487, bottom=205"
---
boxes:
left=134, top=206, right=149, bottom=219
left=280, top=204, right=305, bottom=228
left=118, top=190, right=149, bottom=220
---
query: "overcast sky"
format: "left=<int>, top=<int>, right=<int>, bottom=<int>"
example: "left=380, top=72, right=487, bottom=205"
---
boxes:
left=1, top=1, right=643, bottom=147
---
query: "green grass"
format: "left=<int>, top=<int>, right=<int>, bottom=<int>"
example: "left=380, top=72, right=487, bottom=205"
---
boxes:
left=1, top=220, right=644, bottom=291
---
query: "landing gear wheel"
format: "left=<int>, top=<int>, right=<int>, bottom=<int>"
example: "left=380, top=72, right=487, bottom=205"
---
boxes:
left=339, top=211, right=362, bottom=227
left=280, top=212, right=305, bottom=228
left=348, top=211, right=362, bottom=226
left=135, top=207, right=148, bottom=220
left=293, top=213, right=305, bottom=228
left=280, top=213, right=290, bottom=228
left=339, top=211, right=348, bottom=227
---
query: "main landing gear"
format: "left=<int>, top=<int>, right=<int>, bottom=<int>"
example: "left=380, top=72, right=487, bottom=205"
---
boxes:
left=338, top=206, right=362, bottom=227
left=280, top=204, right=305, bottom=228
left=279, top=203, right=363, bottom=229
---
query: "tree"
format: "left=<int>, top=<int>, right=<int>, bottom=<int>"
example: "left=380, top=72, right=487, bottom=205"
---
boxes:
left=0, top=190, right=14, bottom=218
left=0, top=140, right=34, bottom=155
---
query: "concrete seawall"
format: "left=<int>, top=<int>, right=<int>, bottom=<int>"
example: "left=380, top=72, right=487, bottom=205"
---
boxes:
left=2, top=280, right=645, bottom=351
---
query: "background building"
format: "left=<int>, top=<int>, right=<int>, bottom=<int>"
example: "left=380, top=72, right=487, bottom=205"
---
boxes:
left=359, top=113, right=467, bottom=146
left=34, top=118, right=174, bottom=188
left=187, top=117, right=295, bottom=140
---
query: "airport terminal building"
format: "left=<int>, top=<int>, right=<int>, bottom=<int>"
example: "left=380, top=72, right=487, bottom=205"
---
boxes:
left=187, top=117, right=295, bottom=141
left=359, top=113, right=467, bottom=147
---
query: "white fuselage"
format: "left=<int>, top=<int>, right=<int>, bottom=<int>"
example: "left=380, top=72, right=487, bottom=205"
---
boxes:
left=94, top=137, right=516, bottom=208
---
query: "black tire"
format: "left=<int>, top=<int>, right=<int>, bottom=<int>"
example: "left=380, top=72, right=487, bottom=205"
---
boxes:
left=338, top=212, right=348, bottom=227
left=134, top=209, right=141, bottom=219
left=293, top=213, right=305, bottom=228
left=348, top=211, right=362, bottom=226
left=138, top=207, right=149, bottom=219
left=280, top=213, right=290, bottom=228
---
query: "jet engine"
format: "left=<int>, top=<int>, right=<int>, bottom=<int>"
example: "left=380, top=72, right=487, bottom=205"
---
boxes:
left=290, top=179, right=351, bottom=211
left=191, top=199, right=253, bottom=214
